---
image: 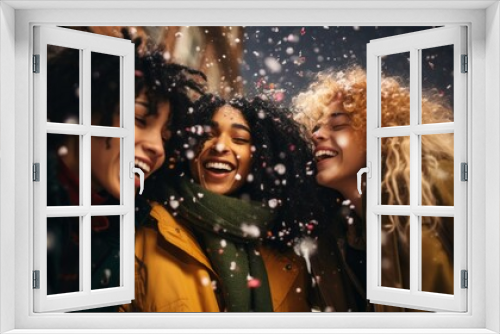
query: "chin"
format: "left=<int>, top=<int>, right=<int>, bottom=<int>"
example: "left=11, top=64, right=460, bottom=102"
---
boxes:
left=108, top=183, right=121, bottom=200
left=316, top=173, right=337, bottom=189
left=205, top=184, right=228, bottom=195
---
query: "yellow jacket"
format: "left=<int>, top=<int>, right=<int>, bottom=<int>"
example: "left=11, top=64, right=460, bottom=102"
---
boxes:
left=120, top=203, right=311, bottom=312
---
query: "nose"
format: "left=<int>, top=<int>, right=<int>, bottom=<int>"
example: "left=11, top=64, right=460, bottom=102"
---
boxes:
left=210, top=135, right=230, bottom=154
left=141, top=130, right=165, bottom=160
left=311, top=126, right=326, bottom=144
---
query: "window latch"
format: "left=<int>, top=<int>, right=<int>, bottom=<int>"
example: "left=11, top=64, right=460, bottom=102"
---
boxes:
left=130, top=162, right=144, bottom=195
left=357, top=162, right=371, bottom=195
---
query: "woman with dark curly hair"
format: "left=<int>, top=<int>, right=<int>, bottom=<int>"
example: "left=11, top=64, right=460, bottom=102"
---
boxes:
left=46, top=29, right=206, bottom=304
left=121, top=94, right=322, bottom=312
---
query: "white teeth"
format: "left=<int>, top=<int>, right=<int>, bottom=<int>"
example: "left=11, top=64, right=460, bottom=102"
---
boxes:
left=315, top=150, right=338, bottom=159
left=135, top=159, right=151, bottom=173
left=205, top=161, right=233, bottom=171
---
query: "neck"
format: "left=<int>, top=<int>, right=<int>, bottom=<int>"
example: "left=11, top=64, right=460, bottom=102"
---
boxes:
left=332, top=177, right=364, bottom=217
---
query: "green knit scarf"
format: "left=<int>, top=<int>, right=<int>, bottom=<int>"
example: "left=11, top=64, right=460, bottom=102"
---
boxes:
left=164, top=177, right=275, bottom=312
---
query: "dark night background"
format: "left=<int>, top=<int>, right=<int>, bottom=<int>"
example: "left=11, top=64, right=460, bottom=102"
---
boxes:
left=240, top=26, right=454, bottom=108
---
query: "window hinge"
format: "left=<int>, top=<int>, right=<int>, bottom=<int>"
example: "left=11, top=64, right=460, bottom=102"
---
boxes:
left=33, top=54, right=40, bottom=73
left=461, top=162, right=468, bottom=181
left=33, top=163, right=40, bottom=182
left=461, top=270, right=468, bottom=289
left=33, top=270, right=40, bottom=289
left=461, top=54, right=468, bottom=73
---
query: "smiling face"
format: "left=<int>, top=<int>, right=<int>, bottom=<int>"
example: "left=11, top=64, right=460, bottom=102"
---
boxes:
left=90, top=91, right=170, bottom=199
left=311, top=102, right=366, bottom=195
left=190, top=105, right=253, bottom=195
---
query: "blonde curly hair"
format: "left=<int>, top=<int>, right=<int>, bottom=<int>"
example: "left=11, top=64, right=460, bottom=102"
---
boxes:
left=293, top=66, right=454, bottom=232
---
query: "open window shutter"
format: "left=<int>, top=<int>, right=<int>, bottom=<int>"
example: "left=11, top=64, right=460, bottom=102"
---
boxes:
left=33, top=26, right=135, bottom=312
left=366, top=26, right=467, bottom=312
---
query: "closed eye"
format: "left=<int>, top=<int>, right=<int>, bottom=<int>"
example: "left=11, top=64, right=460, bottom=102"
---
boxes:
left=135, top=116, right=146, bottom=127
left=332, top=124, right=350, bottom=131
left=233, top=137, right=251, bottom=144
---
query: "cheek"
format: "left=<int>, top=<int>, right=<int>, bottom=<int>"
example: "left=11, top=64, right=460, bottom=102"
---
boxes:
left=335, top=132, right=352, bottom=149
left=189, top=147, right=206, bottom=181
left=133, top=128, right=143, bottom=146
left=238, top=149, right=253, bottom=173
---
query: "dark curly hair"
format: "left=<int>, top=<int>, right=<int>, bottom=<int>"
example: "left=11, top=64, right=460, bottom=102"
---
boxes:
left=151, top=94, right=325, bottom=247
left=47, top=28, right=206, bottom=151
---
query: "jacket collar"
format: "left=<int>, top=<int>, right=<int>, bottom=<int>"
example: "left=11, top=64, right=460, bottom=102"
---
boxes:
left=150, top=203, right=216, bottom=273
left=149, top=202, right=300, bottom=311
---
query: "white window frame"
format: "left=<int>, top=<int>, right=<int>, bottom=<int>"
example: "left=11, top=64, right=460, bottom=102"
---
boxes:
left=32, top=26, right=136, bottom=312
left=0, top=1, right=498, bottom=333
left=365, top=26, right=467, bottom=312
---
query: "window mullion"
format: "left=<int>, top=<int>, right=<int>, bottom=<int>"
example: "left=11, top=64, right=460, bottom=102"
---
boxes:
left=409, top=47, right=420, bottom=295
left=81, top=47, right=92, bottom=294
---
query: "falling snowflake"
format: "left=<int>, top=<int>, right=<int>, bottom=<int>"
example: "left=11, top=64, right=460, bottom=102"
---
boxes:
left=247, top=277, right=261, bottom=288
left=294, top=237, right=317, bottom=274
left=58, top=146, right=68, bottom=156
left=230, top=261, right=237, bottom=271
left=201, top=277, right=210, bottom=286
left=264, top=57, right=282, bottom=73
left=274, top=164, right=286, bottom=175
left=241, top=223, right=260, bottom=238
left=268, top=199, right=278, bottom=208
left=342, top=199, right=351, bottom=206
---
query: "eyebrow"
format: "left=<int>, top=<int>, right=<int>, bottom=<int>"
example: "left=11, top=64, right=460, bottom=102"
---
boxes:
left=312, top=112, right=350, bottom=132
left=211, top=121, right=251, bottom=134
left=232, top=123, right=251, bottom=134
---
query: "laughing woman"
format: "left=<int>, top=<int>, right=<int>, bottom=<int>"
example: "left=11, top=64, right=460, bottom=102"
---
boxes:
left=121, top=94, right=320, bottom=312
left=46, top=31, right=206, bottom=302
left=293, top=67, right=455, bottom=312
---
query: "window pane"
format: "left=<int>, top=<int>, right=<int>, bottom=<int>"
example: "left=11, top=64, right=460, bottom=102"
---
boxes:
left=91, top=52, right=121, bottom=127
left=421, top=216, right=454, bottom=294
left=421, top=133, right=454, bottom=206
left=421, top=45, right=454, bottom=124
left=47, top=45, right=81, bottom=124
left=381, top=137, right=410, bottom=205
left=381, top=215, right=410, bottom=290
left=47, top=217, right=81, bottom=295
left=91, top=137, right=121, bottom=205
left=47, top=134, right=80, bottom=206
left=91, top=215, right=121, bottom=290
left=380, top=52, right=410, bottom=127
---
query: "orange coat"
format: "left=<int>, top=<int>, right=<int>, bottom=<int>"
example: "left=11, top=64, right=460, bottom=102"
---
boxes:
left=120, top=203, right=311, bottom=312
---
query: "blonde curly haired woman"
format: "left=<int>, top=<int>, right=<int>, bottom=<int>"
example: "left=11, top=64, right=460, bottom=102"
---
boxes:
left=293, top=66, right=454, bottom=312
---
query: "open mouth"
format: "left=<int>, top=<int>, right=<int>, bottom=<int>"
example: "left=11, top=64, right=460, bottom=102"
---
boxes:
left=135, top=159, right=152, bottom=174
left=314, top=149, right=339, bottom=162
left=203, top=161, right=235, bottom=174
